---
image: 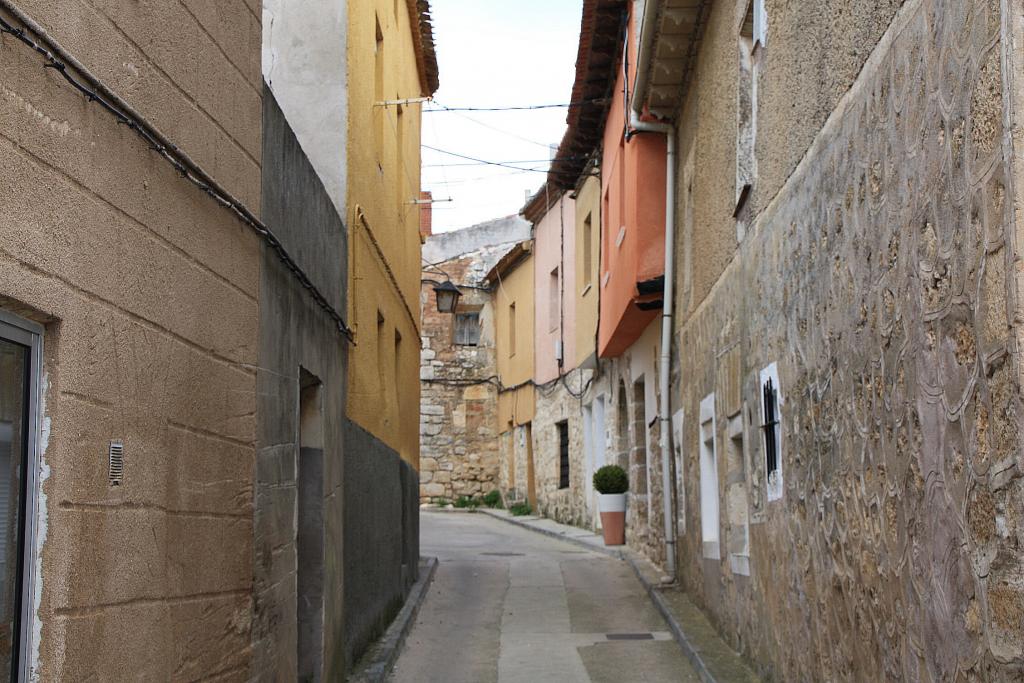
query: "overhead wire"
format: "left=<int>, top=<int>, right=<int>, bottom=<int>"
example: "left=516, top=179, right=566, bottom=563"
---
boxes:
left=425, top=98, right=608, bottom=113
left=0, top=4, right=356, bottom=343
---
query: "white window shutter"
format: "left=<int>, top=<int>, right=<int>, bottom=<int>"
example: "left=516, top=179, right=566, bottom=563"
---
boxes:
left=754, top=0, right=767, bottom=48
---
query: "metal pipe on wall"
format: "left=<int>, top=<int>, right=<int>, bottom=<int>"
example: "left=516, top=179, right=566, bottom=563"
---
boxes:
left=630, top=0, right=679, bottom=581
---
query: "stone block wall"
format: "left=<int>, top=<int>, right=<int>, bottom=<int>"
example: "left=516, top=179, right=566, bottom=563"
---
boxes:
left=419, top=250, right=503, bottom=503
left=532, top=369, right=592, bottom=527
left=669, top=0, right=1024, bottom=678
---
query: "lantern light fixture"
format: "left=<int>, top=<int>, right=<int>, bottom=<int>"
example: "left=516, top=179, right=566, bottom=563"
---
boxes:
left=432, top=280, right=463, bottom=314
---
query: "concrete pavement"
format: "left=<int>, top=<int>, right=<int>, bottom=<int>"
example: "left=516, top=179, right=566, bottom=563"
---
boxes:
left=389, top=512, right=700, bottom=682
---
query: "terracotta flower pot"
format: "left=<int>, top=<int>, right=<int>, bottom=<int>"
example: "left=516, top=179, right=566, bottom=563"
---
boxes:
left=598, top=493, right=626, bottom=546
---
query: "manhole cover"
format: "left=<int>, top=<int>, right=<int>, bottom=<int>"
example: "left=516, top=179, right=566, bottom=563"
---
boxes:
left=480, top=552, right=526, bottom=557
left=606, top=633, right=654, bottom=641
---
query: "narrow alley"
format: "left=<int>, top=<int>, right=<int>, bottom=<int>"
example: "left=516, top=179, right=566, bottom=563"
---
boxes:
left=1, top=0, right=1023, bottom=679
left=391, top=512, right=699, bottom=683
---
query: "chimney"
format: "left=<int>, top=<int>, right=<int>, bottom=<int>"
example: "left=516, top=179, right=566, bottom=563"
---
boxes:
left=419, top=191, right=433, bottom=239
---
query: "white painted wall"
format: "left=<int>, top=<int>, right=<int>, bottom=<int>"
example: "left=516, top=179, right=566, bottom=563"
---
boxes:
left=263, top=0, right=349, bottom=215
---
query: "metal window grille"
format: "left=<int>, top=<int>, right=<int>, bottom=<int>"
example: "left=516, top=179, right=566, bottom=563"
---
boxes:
left=762, top=378, right=778, bottom=477
left=557, top=421, right=570, bottom=489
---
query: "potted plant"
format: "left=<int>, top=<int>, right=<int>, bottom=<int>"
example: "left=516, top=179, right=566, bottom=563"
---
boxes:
left=593, top=465, right=628, bottom=546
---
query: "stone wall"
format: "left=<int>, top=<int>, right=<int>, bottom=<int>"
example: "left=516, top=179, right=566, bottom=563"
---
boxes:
left=419, top=244, right=513, bottom=503
left=670, top=0, right=1024, bottom=679
left=532, top=368, right=592, bottom=526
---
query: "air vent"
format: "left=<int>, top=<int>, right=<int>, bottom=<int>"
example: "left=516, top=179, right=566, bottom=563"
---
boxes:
left=108, top=441, right=124, bottom=486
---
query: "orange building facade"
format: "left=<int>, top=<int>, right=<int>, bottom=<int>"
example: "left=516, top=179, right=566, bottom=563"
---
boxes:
left=598, top=11, right=667, bottom=359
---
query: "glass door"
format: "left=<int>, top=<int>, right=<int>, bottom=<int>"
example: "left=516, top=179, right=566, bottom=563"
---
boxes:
left=0, top=312, right=41, bottom=683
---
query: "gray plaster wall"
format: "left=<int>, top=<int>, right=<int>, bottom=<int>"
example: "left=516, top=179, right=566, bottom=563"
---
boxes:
left=423, top=215, right=532, bottom=264
left=254, top=88, right=348, bottom=681
left=342, top=418, right=419, bottom=670
left=262, top=0, right=348, bottom=215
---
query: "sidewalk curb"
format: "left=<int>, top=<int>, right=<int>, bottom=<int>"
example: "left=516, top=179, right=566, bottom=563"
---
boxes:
left=477, top=508, right=625, bottom=559
left=625, top=556, right=718, bottom=683
left=347, top=556, right=439, bottom=682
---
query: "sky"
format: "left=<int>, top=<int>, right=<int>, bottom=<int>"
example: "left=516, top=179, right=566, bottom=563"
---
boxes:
left=421, top=0, right=585, bottom=233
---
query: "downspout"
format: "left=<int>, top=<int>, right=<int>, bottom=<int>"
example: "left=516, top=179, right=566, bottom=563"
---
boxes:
left=630, top=0, right=678, bottom=581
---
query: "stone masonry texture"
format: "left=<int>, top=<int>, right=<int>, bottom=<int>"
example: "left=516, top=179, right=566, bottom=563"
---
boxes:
left=670, top=0, right=1024, bottom=679
left=419, top=242, right=513, bottom=503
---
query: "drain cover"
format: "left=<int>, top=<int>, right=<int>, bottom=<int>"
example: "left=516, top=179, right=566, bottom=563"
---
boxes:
left=606, top=633, right=655, bottom=641
left=480, top=552, right=526, bottom=557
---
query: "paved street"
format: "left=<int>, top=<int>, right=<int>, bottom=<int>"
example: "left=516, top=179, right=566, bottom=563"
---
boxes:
left=390, top=512, right=700, bottom=683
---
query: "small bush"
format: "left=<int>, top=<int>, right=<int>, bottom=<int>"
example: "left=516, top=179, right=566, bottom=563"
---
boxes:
left=482, top=490, right=503, bottom=508
left=453, top=495, right=479, bottom=509
left=509, top=501, right=533, bottom=516
left=434, top=497, right=450, bottom=507
left=593, top=465, right=628, bottom=495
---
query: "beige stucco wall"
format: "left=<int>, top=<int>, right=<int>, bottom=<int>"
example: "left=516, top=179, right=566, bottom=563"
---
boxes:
left=0, top=1, right=261, bottom=678
left=346, top=0, right=424, bottom=464
left=669, top=0, right=1023, bottom=678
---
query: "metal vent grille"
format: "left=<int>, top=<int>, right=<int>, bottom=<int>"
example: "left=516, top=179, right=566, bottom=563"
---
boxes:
left=108, top=441, right=124, bottom=486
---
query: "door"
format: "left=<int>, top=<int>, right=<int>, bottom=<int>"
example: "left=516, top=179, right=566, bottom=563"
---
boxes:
left=0, top=311, right=41, bottom=682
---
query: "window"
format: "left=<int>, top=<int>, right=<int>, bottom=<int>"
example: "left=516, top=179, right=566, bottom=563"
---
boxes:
left=549, top=268, right=560, bottom=333
left=508, top=302, right=516, bottom=357
left=394, top=330, right=403, bottom=401
left=374, top=16, right=385, bottom=160
left=377, top=311, right=386, bottom=391
left=726, top=415, right=750, bottom=576
left=631, top=378, right=648, bottom=495
left=760, top=363, right=783, bottom=501
left=602, top=189, right=611, bottom=285
left=395, top=103, right=405, bottom=181
left=735, top=0, right=766, bottom=233
left=0, top=310, right=42, bottom=680
left=557, top=420, right=570, bottom=489
left=699, top=393, right=719, bottom=560
left=453, top=312, right=480, bottom=346
left=671, top=409, right=685, bottom=535
left=582, top=213, right=593, bottom=290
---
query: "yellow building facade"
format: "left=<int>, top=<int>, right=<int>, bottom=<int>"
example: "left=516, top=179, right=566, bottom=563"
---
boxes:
left=487, top=243, right=537, bottom=505
left=346, top=0, right=438, bottom=464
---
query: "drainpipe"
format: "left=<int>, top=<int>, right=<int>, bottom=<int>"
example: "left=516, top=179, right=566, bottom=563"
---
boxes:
left=630, top=0, right=678, bottom=582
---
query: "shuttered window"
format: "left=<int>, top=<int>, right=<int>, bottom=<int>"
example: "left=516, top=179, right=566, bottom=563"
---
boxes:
left=453, top=312, right=480, bottom=346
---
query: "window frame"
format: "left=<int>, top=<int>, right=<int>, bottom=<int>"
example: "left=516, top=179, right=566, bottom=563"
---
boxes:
left=453, top=311, right=481, bottom=347
left=759, top=362, right=783, bottom=502
left=0, top=309, right=43, bottom=682
left=698, top=393, right=719, bottom=560
left=556, top=420, right=570, bottom=490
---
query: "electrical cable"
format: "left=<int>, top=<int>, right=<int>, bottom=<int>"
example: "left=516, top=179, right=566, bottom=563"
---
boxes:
left=0, top=4, right=356, bottom=344
left=425, top=98, right=608, bottom=113
left=422, top=145, right=587, bottom=177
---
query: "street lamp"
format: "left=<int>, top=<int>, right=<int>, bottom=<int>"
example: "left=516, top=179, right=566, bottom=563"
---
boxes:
left=432, top=280, right=463, bottom=314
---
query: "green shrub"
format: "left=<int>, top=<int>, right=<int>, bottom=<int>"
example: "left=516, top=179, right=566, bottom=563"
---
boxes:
left=434, top=497, right=450, bottom=507
left=482, top=490, right=503, bottom=508
left=593, top=465, right=628, bottom=494
left=509, top=501, right=533, bottom=516
left=453, top=495, right=479, bottom=509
